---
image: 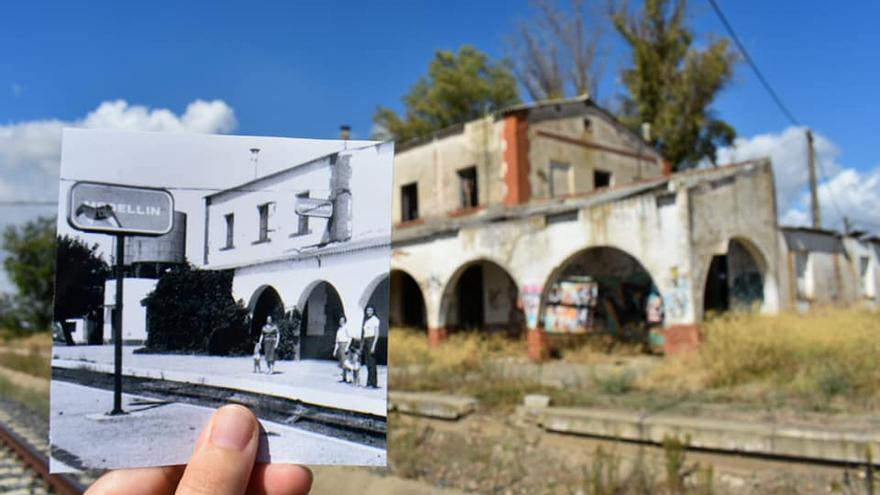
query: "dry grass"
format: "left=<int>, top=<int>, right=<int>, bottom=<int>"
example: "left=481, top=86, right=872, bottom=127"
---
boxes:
left=389, top=327, right=524, bottom=370
left=645, top=308, right=880, bottom=407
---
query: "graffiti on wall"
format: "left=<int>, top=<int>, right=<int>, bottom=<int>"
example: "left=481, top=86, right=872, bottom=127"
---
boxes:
left=521, top=284, right=543, bottom=329
left=663, top=265, right=691, bottom=321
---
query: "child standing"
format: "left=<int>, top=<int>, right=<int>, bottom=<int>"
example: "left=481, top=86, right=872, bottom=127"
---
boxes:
left=252, top=341, right=261, bottom=373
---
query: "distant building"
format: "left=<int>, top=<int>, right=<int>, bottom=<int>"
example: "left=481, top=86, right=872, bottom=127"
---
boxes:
left=779, top=227, right=879, bottom=311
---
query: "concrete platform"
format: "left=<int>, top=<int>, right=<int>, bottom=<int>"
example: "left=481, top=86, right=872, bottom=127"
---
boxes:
left=533, top=406, right=880, bottom=465
left=53, top=345, right=386, bottom=417
left=389, top=392, right=477, bottom=420
left=50, top=381, right=385, bottom=472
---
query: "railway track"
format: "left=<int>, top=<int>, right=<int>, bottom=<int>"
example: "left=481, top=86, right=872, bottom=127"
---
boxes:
left=0, top=400, right=90, bottom=495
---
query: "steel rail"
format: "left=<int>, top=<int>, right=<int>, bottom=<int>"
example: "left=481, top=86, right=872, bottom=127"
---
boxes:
left=0, top=419, right=86, bottom=495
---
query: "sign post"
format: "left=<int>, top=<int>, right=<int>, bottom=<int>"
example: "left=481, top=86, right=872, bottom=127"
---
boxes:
left=67, top=182, right=173, bottom=416
left=112, top=235, right=125, bottom=414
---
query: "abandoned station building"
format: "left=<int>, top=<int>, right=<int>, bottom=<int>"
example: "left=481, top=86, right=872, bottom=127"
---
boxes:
left=387, top=97, right=880, bottom=356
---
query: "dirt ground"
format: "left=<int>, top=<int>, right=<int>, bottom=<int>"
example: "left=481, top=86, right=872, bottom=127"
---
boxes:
left=372, top=411, right=875, bottom=495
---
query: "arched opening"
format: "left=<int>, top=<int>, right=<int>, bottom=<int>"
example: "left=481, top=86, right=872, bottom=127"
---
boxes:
left=389, top=270, right=427, bottom=330
left=300, top=281, right=345, bottom=360
left=440, top=260, right=524, bottom=334
left=703, top=238, right=765, bottom=315
left=542, top=247, right=662, bottom=340
left=249, top=285, right=284, bottom=340
left=362, top=275, right=390, bottom=365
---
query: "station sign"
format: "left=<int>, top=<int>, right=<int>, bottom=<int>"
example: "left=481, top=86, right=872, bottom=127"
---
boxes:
left=67, top=182, right=174, bottom=236
left=295, top=197, right=334, bottom=218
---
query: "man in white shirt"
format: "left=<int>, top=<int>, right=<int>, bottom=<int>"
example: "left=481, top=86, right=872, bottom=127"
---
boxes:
left=361, top=306, right=381, bottom=388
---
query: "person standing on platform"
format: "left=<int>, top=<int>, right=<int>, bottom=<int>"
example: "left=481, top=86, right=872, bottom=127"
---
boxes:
left=361, top=306, right=380, bottom=389
left=258, top=315, right=280, bottom=375
left=332, top=316, right=352, bottom=383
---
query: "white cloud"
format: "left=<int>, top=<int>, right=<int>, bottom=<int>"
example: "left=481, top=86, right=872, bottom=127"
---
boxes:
left=0, top=99, right=237, bottom=202
left=0, top=99, right=237, bottom=293
left=715, top=126, right=879, bottom=234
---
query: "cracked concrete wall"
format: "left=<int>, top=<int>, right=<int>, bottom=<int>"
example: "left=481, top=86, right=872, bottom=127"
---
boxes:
left=527, top=114, right=664, bottom=200
left=684, top=161, right=781, bottom=320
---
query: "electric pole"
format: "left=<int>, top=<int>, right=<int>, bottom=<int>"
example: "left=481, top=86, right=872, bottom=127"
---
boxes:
left=806, top=129, right=821, bottom=229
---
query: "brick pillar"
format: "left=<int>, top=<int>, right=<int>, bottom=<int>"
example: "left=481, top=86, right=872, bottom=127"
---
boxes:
left=662, top=324, right=701, bottom=354
left=502, top=111, right=531, bottom=206
left=527, top=328, right=550, bottom=362
left=427, top=327, right=448, bottom=347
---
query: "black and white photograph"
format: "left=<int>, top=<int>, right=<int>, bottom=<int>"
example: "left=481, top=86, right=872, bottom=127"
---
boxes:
left=49, top=128, right=392, bottom=472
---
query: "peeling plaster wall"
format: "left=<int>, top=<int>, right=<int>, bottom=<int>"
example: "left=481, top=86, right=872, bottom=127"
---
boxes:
left=528, top=114, right=663, bottom=200
left=392, top=117, right=506, bottom=223
left=391, top=107, right=663, bottom=224
left=685, top=162, right=781, bottom=319
left=779, top=231, right=880, bottom=310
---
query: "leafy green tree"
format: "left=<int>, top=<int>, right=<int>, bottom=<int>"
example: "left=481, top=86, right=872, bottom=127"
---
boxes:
left=613, top=0, right=737, bottom=169
left=53, top=235, right=109, bottom=323
left=374, top=46, right=521, bottom=142
left=2, top=217, right=56, bottom=330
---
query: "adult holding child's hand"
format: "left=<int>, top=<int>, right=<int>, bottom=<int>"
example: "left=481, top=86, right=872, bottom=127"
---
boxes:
left=85, top=405, right=312, bottom=495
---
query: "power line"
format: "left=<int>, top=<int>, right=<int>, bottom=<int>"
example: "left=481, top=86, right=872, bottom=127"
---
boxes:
left=706, top=0, right=858, bottom=231
left=706, top=0, right=800, bottom=126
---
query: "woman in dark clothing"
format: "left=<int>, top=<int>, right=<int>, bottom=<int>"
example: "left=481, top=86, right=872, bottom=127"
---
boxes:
left=258, top=315, right=280, bottom=375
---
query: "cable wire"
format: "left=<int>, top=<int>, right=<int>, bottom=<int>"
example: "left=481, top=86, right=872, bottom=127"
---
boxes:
left=706, top=0, right=800, bottom=126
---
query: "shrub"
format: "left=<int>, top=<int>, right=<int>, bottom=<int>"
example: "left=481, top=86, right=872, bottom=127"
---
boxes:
left=141, top=266, right=249, bottom=355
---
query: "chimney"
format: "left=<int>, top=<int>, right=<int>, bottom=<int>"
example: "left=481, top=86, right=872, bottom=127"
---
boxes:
left=249, top=148, right=261, bottom=179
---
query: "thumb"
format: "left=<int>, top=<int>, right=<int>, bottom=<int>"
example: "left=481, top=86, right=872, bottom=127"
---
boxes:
left=176, top=405, right=260, bottom=495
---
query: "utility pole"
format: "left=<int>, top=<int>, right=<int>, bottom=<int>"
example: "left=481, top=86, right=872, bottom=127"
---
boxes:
left=806, top=129, right=821, bottom=229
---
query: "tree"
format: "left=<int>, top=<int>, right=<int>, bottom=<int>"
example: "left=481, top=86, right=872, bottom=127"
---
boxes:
left=2, top=217, right=56, bottom=330
left=141, top=265, right=250, bottom=355
left=373, top=46, right=521, bottom=142
left=511, top=0, right=607, bottom=101
left=613, top=0, right=737, bottom=169
left=53, top=235, right=109, bottom=323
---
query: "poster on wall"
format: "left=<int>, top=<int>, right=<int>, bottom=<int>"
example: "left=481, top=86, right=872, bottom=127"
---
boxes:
left=50, top=129, right=393, bottom=472
left=543, top=276, right=598, bottom=333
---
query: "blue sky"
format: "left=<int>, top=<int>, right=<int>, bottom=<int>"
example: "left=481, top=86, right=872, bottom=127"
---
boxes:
left=2, top=1, right=877, bottom=154
left=0, top=0, right=878, bottom=240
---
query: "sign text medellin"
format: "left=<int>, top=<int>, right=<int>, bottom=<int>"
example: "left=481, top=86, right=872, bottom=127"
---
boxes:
left=67, top=181, right=174, bottom=236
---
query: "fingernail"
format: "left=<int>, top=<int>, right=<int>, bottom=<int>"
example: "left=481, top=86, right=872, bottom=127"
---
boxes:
left=209, top=405, right=255, bottom=451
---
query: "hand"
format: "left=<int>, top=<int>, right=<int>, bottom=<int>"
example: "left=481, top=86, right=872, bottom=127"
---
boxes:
left=85, top=405, right=312, bottom=495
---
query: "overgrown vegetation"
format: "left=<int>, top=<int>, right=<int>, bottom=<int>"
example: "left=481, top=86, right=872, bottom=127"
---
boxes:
left=0, top=350, right=50, bottom=380
left=392, top=308, right=880, bottom=415
left=0, top=373, right=49, bottom=419
left=646, top=308, right=880, bottom=410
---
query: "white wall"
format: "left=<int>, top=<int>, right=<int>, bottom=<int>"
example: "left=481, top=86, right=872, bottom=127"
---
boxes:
left=103, top=278, right=158, bottom=343
left=206, top=143, right=393, bottom=270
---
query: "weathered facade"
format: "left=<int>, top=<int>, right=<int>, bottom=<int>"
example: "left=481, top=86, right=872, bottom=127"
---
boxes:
left=778, top=227, right=879, bottom=311
left=388, top=97, right=878, bottom=356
